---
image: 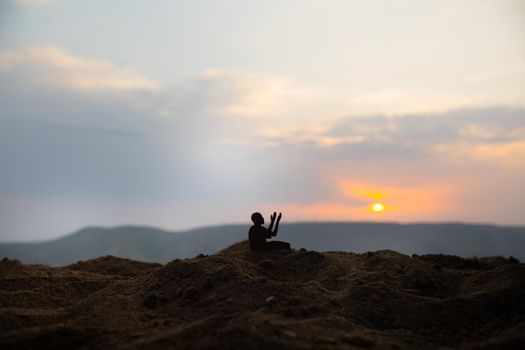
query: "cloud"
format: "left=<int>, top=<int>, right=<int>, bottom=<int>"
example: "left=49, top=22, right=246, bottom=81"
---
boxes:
left=257, top=107, right=525, bottom=164
left=158, top=68, right=348, bottom=126
left=249, top=124, right=369, bottom=149
left=0, top=46, right=159, bottom=91
left=246, top=107, right=525, bottom=223
left=434, top=140, right=525, bottom=167
left=1, top=47, right=525, bottom=238
left=197, top=68, right=313, bottom=118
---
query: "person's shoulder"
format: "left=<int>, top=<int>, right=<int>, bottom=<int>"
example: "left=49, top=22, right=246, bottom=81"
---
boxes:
left=249, top=225, right=265, bottom=233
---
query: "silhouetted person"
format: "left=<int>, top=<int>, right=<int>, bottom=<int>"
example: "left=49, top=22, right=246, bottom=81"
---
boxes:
left=249, top=211, right=291, bottom=252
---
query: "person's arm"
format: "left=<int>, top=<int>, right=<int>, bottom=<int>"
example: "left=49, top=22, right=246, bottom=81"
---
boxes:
left=268, top=212, right=276, bottom=232
left=272, top=212, right=282, bottom=236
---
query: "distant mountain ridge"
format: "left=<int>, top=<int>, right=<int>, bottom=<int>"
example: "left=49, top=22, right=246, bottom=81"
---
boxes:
left=1, top=222, right=524, bottom=265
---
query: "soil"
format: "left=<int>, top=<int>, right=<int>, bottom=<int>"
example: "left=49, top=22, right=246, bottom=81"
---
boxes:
left=1, top=241, right=524, bottom=349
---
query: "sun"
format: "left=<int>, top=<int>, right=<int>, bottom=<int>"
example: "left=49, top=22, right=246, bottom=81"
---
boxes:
left=371, top=202, right=385, bottom=213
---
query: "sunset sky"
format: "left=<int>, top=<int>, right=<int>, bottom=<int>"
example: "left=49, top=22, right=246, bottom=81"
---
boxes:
left=1, top=0, right=525, bottom=241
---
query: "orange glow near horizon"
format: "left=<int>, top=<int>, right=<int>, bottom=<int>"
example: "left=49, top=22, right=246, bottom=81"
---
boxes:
left=341, top=181, right=453, bottom=215
left=266, top=181, right=455, bottom=222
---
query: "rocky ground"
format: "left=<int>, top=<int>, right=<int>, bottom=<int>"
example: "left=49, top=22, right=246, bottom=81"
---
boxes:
left=1, top=241, right=524, bottom=349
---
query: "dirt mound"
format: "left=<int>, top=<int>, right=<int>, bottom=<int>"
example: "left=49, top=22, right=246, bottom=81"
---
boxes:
left=68, top=255, right=161, bottom=277
left=1, top=242, right=525, bottom=349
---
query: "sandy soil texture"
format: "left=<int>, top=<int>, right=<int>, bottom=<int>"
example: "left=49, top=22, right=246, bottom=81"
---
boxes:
left=1, top=241, right=524, bottom=349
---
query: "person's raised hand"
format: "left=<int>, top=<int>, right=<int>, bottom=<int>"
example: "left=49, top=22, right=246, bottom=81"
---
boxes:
left=270, top=212, right=276, bottom=221
left=277, top=212, right=282, bottom=221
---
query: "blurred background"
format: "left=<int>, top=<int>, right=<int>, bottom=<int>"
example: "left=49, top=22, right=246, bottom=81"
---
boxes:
left=1, top=0, right=524, bottom=242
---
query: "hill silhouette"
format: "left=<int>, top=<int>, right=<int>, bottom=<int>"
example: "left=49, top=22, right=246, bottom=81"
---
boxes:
left=1, top=222, right=525, bottom=265
left=0, top=241, right=524, bottom=349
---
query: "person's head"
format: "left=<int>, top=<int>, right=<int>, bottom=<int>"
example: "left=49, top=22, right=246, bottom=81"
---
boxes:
left=251, top=212, right=264, bottom=225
